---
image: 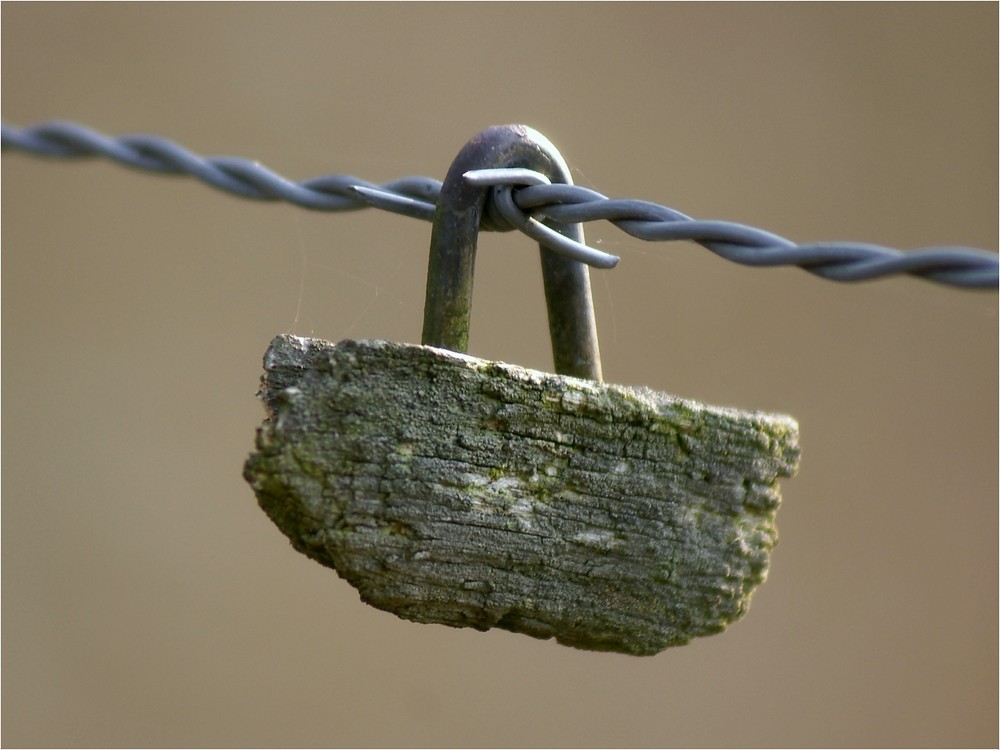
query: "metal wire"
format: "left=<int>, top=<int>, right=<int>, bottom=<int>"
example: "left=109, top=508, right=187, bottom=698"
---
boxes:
left=3, top=119, right=996, bottom=289
left=0, top=120, right=442, bottom=212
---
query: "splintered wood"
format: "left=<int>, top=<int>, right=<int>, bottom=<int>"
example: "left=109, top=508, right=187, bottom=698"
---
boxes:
left=245, top=335, right=799, bottom=656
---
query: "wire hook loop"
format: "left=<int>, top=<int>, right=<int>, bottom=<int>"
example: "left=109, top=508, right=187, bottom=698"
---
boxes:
left=421, top=125, right=603, bottom=381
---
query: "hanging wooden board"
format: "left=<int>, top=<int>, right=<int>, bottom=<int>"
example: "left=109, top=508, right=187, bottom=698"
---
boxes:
left=245, top=334, right=800, bottom=656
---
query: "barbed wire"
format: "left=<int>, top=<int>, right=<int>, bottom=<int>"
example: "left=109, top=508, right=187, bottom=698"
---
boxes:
left=2, top=119, right=996, bottom=289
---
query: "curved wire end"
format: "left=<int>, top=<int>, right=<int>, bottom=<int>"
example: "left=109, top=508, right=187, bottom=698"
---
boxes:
left=519, top=214, right=621, bottom=269
left=464, top=167, right=551, bottom=187
left=463, top=167, right=621, bottom=270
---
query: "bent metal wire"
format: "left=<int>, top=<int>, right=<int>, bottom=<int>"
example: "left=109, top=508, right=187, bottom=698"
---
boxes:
left=2, top=119, right=997, bottom=289
left=421, top=125, right=603, bottom=382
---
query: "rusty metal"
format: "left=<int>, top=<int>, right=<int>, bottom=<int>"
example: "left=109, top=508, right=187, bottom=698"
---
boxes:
left=421, top=125, right=603, bottom=381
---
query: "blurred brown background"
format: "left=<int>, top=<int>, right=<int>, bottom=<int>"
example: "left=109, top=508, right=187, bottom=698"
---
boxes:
left=2, top=4, right=997, bottom=748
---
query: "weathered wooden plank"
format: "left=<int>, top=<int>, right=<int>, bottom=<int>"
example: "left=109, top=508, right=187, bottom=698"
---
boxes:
left=244, top=334, right=800, bottom=656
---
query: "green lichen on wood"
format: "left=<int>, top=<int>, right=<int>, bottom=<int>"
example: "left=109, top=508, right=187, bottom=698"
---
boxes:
left=244, top=334, right=800, bottom=656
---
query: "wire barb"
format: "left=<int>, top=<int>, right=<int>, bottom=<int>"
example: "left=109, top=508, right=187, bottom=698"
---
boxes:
left=2, top=120, right=996, bottom=289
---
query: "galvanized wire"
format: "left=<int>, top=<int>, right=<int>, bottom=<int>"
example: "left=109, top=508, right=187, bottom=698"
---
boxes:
left=3, top=119, right=996, bottom=289
left=0, top=120, right=442, bottom=212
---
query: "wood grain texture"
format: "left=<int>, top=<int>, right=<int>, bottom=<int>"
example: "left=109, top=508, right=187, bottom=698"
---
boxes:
left=245, top=335, right=800, bottom=655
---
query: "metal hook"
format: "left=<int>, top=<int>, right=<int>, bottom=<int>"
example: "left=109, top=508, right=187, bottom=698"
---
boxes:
left=422, top=125, right=603, bottom=382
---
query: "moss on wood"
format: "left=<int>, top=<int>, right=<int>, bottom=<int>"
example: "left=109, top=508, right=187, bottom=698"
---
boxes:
left=245, top=335, right=800, bottom=656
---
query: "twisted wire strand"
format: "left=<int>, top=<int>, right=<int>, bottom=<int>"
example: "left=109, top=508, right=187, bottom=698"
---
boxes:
left=3, top=120, right=996, bottom=289
left=0, top=120, right=442, bottom=211
left=501, top=181, right=998, bottom=287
